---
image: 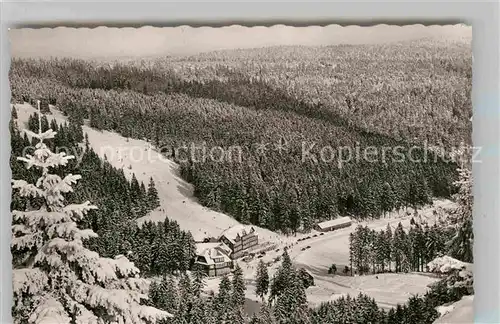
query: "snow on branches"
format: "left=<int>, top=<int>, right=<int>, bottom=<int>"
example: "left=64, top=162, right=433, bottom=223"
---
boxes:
left=28, top=296, right=72, bottom=324
left=446, top=166, right=473, bottom=263
left=13, top=268, right=49, bottom=296
left=427, top=255, right=472, bottom=275
left=11, top=105, right=172, bottom=323
left=427, top=255, right=473, bottom=294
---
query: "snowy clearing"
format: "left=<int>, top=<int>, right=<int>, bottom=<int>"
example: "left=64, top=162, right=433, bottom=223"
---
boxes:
left=233, top=199, right=452, bottom=308
left=14, top=102, right=453, bottom=311
left=293, top=199, right=454, bottom=269
left=306, top=272, right=439, bottom=309
left=14, top=103, right=286, bottom=244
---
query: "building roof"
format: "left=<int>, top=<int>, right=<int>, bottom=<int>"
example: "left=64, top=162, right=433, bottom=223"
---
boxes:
left=299, top=268, right=314, bottom=277
left=195, top=242, right=220, bottom=255
left=195, top=242, right=232, bottom=265
left=219, top=224, right=257, bottom=244
left=316, top=216, right=352, bottom=230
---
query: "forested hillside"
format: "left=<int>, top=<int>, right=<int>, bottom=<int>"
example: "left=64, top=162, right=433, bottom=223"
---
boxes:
left=10, top=109, right=196, bottom=276
left=9, top=39, right=470, bottom=234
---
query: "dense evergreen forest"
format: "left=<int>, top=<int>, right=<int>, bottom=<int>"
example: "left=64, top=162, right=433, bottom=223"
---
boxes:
left=9, top=41, right=471, bottom=233
left=10, top=109, right=195, bottom=276
left=10, top=111, right=473, bottom=323
left=9, top=38, right=473, bottom=324
left=348, top=221, right=452, bottom=275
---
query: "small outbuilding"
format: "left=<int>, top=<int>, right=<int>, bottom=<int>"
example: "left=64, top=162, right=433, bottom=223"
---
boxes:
left=314, top=216, right=352, bottom=232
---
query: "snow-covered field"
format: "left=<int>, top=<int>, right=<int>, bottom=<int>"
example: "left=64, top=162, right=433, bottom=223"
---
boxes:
left=14, top=102, right=454, bottom=311
left=234, top=200, right=453, bottom=308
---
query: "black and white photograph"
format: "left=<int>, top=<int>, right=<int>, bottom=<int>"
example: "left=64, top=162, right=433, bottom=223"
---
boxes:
left=8, top=24, right=473, bottom=324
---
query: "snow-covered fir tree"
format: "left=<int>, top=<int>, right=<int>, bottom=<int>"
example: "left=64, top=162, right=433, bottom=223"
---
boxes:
left=269, top=249, right=293, bottom=302
left=447, top=167, right=473, bottom=262
left=11, top=105, right=172, bottom=324
left=12, top=105, right=18, bottom=120
left=147, top=276, right=179, bottom=314
left=255, top=259, right=269, bottom=301
left=250, top=303, right=276, bottom=324
left=191, top=267, right=206, bottom=298
left=269, top=250, right=310, bottom=324
left=425, top=163, right=474, bottom=323
left=147, top=177, right=160, bottom=210
left=176, top=273, right=193, bottom=321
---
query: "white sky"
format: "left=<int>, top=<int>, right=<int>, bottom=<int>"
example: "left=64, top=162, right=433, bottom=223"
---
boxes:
left=9, top=24, right=471, bottom=59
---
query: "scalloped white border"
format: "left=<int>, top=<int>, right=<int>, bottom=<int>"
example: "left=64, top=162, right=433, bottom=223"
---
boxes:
left=1, top=2, right=498, bottom=323
left=8, top=24, right=471, bottom=59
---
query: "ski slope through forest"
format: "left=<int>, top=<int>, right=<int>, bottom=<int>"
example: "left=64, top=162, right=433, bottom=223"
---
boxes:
left=14, top=103, right=289, bottom=243
left=14, top=102, right=467, bottom=317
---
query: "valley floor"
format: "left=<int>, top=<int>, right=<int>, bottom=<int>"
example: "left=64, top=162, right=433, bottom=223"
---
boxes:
left=207, top=200, right=452, bottom=310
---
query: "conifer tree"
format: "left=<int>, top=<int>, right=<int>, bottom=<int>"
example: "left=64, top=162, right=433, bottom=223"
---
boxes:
left=140, top=182, right=147, bottom=199
left=147, top=177, right=161, bottom=209
left=375, top=230, right=387, bottom=272
left=162, top=276, right=180, bottom=313
left=176, top=273, right=193, bottom=322
left=348, top=232, right=354, bottom=276
left=270, top=250, right=293, bottom=301
left=393, top=222, right=406, bottom=272
left=414, top=224, right=426, bottom=271
left=148, top=276, right=179, bottom=314
left=367, top=229, right=377, bottom=273
left=191, top=266, right=206, bottom=298
left=85, top=133, right=90, bottom=148
left=230, top=263, right=247, bottom=323
left=40, top=99, right=51, bottom=114
left=274, top=269, right=309, bottom=324
left=386, top=308, right=396, bottom=323
left=384, top=224, right=393, bottom=271
left=40, top=115, right=49, bottom=133
left=11, top=108, right=171, bottom=323
left=350, top=226, right=367, bottom=274
left=447, top=167, right=473, bottom=262
left=131, top=174, right=141, bottom=198
left=232, top=263, right=246, bottom=307
left=256, top=259, right=270, bottom=301
left=12, top=105, right=18, bottom=120
left=189, top=298, right=207, bottom=324
left=380, top=182, right=395, bottom=217
left=257, top=302, right=276, bottom=324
